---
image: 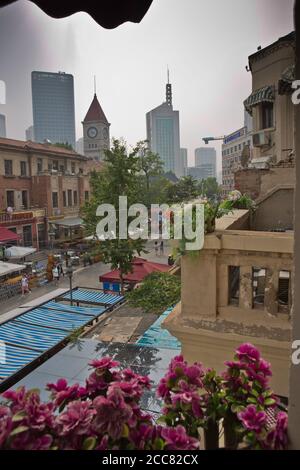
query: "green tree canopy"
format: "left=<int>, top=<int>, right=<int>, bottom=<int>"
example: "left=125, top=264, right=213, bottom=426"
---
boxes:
left=81, top=139, right=147, bottom=293
left=198, top=177, right=220, bottom=201
left=126, top=272, right=181, bottom=314
left=166, top=175, right=200, bottom=204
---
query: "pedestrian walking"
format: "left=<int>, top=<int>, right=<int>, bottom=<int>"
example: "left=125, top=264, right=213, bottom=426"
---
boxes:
left=58, top=262, right=64, bottom=277
left=160, top=240, right=164, bottom=256
left=21, top=274, right=31, bottom=296
left=52, top=264, right=60, bottom=286
left=154, top=241, right=159, bottom=256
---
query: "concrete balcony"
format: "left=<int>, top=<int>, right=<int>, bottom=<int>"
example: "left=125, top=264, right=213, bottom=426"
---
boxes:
left=164, top=209, right=293, bottom=396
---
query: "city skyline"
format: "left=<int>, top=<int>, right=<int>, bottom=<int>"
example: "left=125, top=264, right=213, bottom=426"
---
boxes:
left=0, top=0, right=294, bottom=173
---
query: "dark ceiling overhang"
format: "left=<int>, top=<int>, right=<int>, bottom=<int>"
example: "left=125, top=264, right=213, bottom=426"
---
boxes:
left=0, top=0, right=153, bottom=29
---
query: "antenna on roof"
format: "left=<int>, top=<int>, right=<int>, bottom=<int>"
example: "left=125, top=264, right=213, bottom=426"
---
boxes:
left=167, top=65, right=170, bottom=84
left=94, top=75, right=97, bottom=95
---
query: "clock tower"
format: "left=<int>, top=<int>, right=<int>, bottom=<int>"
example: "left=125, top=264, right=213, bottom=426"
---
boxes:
left=82, top=93, right=110, bottom=161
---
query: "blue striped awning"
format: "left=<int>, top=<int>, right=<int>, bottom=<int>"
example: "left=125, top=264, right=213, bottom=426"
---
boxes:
left=14, top=307, right=94, bottom=332
left=0, top=321, right=66, bottom=352
left=61, top=289, right=124, bottom=306
left=0, top=344, right=40, bottom=380
left=43, top=301, right=105, bottom=317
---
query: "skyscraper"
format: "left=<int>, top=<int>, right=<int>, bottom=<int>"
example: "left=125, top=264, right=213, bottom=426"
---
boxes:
left=0, top=114, right=6, bottom=138
left=31, top=71, right=76, bottom=148
left=180, top=148, right=188, bottom=176
left=146, top=73, right=181, bottom=177
left=194, top=147, right=216, bottom=179
left=82, top=93, right=110, bottom=161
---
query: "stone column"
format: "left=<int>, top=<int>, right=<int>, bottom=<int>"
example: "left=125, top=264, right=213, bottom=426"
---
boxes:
left=239, top=266, right=252, bottom=309
left=264, top=268, right=279, bottom=315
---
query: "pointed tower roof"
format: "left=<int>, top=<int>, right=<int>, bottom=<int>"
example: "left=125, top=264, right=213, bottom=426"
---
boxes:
left=83, top=94, right=109, bottom=124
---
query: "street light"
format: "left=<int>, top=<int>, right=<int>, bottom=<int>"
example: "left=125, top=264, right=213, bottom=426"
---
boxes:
left=66, top=263, right=74, bottom=306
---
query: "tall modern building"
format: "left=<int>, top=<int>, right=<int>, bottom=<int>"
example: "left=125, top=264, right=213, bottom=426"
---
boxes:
left=0, top=114, right=6, bottom=138
left=31, top=71, right=76, bottom=148
left=195, top=147, right=216, bottom=174
left=82, top=93, right=110, bottom=161
left=146, top=75, right=181, bottom=177
left=180, top=148, right=188, bottom=176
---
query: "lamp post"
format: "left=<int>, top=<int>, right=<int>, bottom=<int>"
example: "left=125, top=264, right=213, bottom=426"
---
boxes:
left=66, top=263, right=74, bottom=306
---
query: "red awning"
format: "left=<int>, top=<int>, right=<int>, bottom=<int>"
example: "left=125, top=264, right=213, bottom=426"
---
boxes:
left=100, top=257, right=170, bottom=284
left=0, top=227, right=20, bottom=243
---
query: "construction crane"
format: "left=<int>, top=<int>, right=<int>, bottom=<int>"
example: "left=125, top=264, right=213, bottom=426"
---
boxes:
left=202, top=135, right=225, bottom=145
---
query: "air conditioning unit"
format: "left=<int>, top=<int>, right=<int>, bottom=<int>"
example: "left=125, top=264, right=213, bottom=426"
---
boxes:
left=252, top=131, right=270, bottom=147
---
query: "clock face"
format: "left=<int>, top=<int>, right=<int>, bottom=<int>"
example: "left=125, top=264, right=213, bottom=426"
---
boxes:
left=87, top=126, right=98, bottom=139
left=103, top=127, right=109, bottom=140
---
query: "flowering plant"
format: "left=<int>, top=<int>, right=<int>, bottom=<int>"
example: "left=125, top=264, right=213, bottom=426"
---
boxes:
left=0, top=356, right=197, bottom=450
left=0, top=344, right=288, bottom=450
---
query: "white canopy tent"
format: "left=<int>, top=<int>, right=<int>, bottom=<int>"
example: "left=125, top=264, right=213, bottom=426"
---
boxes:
left=0, top=261, right=26, bottom=277
left=5, top=246, right=37, bottom=259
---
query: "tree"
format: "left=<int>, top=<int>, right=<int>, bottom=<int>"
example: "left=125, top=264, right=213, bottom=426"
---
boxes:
left=137, top=141, right=164, bottom=190
left=126, top=271, right=181, bottom=314
left=81, top=139, right=147, bottom=294
left=198, top=177, right=220, bottom=201
left=53, top=142, right=74, bottom=151
left=166, top=176, right=200, bottom=204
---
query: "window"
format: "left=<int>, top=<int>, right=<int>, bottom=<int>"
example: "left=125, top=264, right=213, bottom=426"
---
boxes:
left=6, top=190, right=14, bottom=207
left=63, top=191, right=67, bottom=207
left=234, top=145, right=237, bottom=152
left=52, top=192, right=58, bottom=208
left=52, top=160, right=58, bottom=171
left=84, top=191, right=89, bottom=201
left=21, top=190, right=28, bottom=209
left=67, top=189, right=72, bottom=206
left=37, top=158, right=43, bottom=173
left=238, top=144, right=241, bottom=150
left=252, top=267, right=266, bottom=309
left=73, top=190, right=78, bottom=205
left=59, top=165, right=65, bottom=173
left=261, top=102, right=273, bottom=129
left=23, top=225, right=32, bottom=247
left=4, top=160, right=13, bottom=176
left=20, top=161, right=27, bottom=176
left=278, top=271, right=290, bottom=313
left=229, top=266, right=240, bottom=305
left=71, top=162, right=76, bottom=174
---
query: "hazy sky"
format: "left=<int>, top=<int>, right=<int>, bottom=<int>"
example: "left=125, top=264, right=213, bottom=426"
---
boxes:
left=0, top=0, right=295, bottom=172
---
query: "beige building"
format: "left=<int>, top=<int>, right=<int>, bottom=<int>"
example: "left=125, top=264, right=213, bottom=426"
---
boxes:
left=0, top=138, right=101, bottom=247
left=164, top=204, right=293, bottom=397
left=236, top=32, right=295, bottom=199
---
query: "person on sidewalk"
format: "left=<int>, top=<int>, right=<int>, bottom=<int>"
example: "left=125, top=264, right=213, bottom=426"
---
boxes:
left=21, top=274, right=31, bottom=296
left=159, top=240, right=164, bottom=256
left=52, top=264, right=60, bottom=286
left=154, top=241, right=159, bottom=256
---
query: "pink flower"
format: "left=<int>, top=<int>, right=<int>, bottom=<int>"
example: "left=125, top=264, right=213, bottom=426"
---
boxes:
left=161, top=425, right=199, bottom=450
left=238, top=405, right=267, bottom=432
left=23, top=392, right=54, bottom=431
left=47, top=379, right=86, bottom=408
left=267, top=412, right=288, bottom=450
left=236, top=343, right=260, bottom=362
left=54, top=400, right=96, bottom=436
left=157, top=378, right=169, bottom=399
left=92, top=388, right=132, bottom=439
left=89, top=357, right=119, bottom=370
left=0, top=406, right=12, bottom=448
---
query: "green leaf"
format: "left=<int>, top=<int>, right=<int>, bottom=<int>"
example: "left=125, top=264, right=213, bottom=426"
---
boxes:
left=264, top=398, right=276, bottom=406
left=10, top=425, right=29, bottom=436
left=82, top=437, right=97, bottom=450
left=153, top=438, right=165, bottom=450
left=12, top=410, right=27, bottom=422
